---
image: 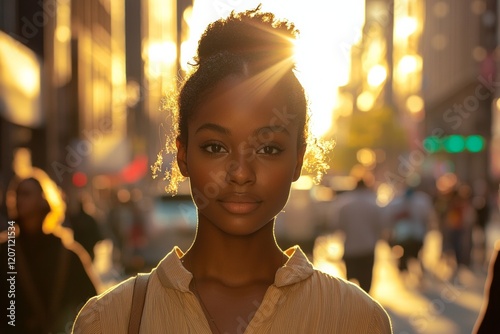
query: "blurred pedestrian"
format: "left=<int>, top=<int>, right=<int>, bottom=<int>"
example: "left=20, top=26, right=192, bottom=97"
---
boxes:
left=73, top=8, right=392, bottom=334
left=65, top=195, right=103, bottom=261
left=471, top=184, right=494, bottom=268
left=474, top=240, right=500, bottom=334
left=441, top=186, right=476, bottom=271
left=330, top=179, right=385, bottom=294
left=1, top=175, right=98, bottom=334
left=106, top=192, right=148, bottom=274
left=387, top=187, right=435, bottom=277
left=106, top=189, right=126, bottom=268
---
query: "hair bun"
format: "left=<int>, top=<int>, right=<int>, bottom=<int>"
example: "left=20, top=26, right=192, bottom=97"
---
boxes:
left=196, top=8, right=297, bottom=69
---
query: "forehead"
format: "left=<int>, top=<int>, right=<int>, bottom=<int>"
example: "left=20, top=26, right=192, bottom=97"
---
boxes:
left=191, top=76, right=297, bottom=130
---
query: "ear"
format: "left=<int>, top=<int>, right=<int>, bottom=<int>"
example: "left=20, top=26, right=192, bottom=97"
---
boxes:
left=293, top=144, right=306, bottom=181
left=176, top=138, right=189, bottom=177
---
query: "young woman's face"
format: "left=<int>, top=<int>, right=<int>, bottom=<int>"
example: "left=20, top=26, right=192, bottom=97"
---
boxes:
left=177, top=75, right=305, bottom=236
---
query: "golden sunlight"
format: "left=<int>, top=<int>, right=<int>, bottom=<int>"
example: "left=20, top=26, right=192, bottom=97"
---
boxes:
left=181, top=0, right=366, bottom=138
left=367, top=65, right=388, bottom=88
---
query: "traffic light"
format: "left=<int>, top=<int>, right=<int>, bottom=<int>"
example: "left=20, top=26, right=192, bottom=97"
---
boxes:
left=423, top=135, right=485, bottom=153
left=443, top=135, right=465, bottom=153
left=423, top=136, right=441, bottom=153
left=465, top=135, right=485, bottom=153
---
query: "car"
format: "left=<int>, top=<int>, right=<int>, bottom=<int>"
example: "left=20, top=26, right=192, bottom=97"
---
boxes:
left=118, top=194, right=197, bottom=274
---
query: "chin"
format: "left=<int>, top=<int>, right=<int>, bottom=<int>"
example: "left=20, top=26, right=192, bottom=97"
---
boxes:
left=202, top=211, right=275, bottom=237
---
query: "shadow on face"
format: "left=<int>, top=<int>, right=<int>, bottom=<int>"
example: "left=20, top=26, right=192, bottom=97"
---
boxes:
left=16, top=178, right=50, bottom=233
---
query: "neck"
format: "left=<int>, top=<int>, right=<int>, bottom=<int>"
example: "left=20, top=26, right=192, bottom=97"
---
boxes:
left=184, top=217, right=284, bottom=287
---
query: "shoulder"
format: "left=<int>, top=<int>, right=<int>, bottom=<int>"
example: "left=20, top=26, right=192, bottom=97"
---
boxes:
left=308, top=269, right=372, bottom=304
left=73, top=275, right=137, bottom=334
left=307, top=269, right=392, bottom=332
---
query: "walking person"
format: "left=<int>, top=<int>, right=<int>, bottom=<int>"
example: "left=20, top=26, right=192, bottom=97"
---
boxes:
left=1, top=174, right=98, bottom=334
left=388, top=187, right=435, bottom=281
left=73, top=8, right=392, bottom=333
left=65, top=195, right=104, bottom=261
left=329, top=179, right=385, bottom=294
left=441, top=187, right=477, bottom=273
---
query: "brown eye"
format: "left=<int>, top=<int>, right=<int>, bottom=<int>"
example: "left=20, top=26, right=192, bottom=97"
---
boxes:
left=202, top=143, right=228, bottom=154
left=256, top=146, right=282, bottom=155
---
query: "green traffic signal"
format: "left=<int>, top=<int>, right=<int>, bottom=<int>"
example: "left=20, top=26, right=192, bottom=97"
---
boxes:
left=424, top=135, right=485, bottom=153
left=465, top=135, right=485, bottom=152
left=443, top=135, right=465, bottom=153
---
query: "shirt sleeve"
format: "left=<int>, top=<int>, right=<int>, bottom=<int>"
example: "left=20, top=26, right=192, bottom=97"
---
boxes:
left=72, top=296, right=101, bottom=334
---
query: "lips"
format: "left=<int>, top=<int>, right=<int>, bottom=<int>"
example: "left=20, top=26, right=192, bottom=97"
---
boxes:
left=217, top=193, right=262, bottom=214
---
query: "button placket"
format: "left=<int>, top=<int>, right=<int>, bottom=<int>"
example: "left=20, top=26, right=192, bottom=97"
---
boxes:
left=243, top=285, right=286, bottom=333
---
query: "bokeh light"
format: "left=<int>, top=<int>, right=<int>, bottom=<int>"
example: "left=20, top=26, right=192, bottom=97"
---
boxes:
left=367, top=65, right=387, bottom=87
left=357, top=148, right=377, bottom=167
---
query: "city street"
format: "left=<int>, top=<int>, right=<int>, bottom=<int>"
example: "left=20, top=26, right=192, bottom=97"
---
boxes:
left=313, top=226, right=499, bottom=334
left=2, top=1, right=500, bottom=333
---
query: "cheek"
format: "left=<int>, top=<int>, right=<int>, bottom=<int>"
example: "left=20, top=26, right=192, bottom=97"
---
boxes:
left=186, top=158, right=227, bottom=206
left=186, top=151, right=221, bottom=184
left=255, top=162, right=294, bottom=193
left=16, top=198, right=36, bottom=218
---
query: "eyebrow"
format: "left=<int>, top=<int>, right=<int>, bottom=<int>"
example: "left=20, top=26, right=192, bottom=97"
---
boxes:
left=254, top=125, right=290, bottom=136
left=195, top=123, right=231, bottom=135
left=195, top=123, right=290, bottom=136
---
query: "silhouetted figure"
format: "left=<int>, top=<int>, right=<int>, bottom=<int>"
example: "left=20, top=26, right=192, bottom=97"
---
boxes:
left=1, top=177, right=97, bottom=334
left=442, top=187, right=476, bottom=269
left=66, top=199, right=103, bottom=260
left=330, top=180, right=385, bottom=293
left=474, top=241, right=500, bottom=334
left=106, top=194, right=148, bottom=274
left=388, top=187, right=434, bottom=274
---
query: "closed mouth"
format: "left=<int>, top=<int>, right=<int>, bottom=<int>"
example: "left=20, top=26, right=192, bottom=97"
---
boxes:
left=217, top=193, right=262, bottom=214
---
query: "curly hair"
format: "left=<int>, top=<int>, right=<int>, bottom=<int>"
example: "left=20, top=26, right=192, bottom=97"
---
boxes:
left=153, top=7, right=333, bottom=193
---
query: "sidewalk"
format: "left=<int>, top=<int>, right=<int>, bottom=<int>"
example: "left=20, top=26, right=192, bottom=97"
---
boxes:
left=313, top=231, right=489, bottom=334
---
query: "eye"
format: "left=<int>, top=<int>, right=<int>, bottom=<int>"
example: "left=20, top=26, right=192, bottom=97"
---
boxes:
left=256, top=145, right=282, bottom=155
left=202, top=143, right=228, bottom=154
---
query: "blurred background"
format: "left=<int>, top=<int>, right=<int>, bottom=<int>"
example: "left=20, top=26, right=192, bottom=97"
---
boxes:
left=1, top=0, right=500, bottom=333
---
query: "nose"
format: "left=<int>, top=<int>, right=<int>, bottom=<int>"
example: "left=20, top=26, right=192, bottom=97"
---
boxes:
left=226, top=154, right=256, bottom=186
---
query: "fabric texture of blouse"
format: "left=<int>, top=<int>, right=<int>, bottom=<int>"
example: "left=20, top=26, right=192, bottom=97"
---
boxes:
left=72, top=246, right=392, bottom=333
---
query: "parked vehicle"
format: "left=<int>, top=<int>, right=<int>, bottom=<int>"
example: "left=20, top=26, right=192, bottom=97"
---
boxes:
left=116, top=194, right=197, bottom=274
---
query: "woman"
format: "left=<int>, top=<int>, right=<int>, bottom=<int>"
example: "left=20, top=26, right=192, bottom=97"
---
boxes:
left=73, top=8, right=392, bottom=333
left=1, top=175, right=98, bottom=334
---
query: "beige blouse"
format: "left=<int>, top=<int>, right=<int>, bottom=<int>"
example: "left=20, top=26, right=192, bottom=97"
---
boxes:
left=73, top=246, right=392, bottom=333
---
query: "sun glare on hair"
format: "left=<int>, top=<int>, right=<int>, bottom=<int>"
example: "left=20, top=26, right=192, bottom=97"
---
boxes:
left=181, top=1, right=366, bottom=138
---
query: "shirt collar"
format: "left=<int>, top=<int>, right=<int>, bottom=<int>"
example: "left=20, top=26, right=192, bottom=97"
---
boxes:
left=156, top=245, right=314, bottom=292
